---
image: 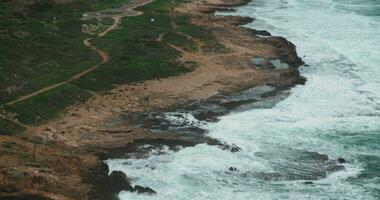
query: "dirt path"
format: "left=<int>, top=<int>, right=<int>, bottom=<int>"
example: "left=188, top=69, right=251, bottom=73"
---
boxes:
left=99, top=16, right=120, bottom=37
left=82, top=0, right=154, bottom=20
left=156, top=33, right=165, bottom=42
left=0, top=114, right=29, bottom=128
left=5, top=0, right=152, bottom=106
left=5, top=22, right=113, bottom=106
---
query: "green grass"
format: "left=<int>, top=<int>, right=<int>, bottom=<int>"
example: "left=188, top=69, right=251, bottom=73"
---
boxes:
left=0, top=116, right=26, bottom=135
left=0, top=0, right=134, bottom=104
left=72, top=0, right=209, bottom=91
left=4, top=84, right=92, bottom=124
left=0, top=0, right=224, bottom=130
left=163, top=32, right=198, bottom=51
left=173, top=15, right=226, bottom=52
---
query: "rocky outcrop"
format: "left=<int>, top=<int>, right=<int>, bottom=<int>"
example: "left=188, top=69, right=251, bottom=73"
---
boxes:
left=133, top=185, right=156, bottom=194
left=85, top=162, right=157, bottom=199
left=229, top=167, right=238, bottom=172
left=108, top=171, right=134, bottom=193
left=338, top=158, right=347, bottom=163
left=207, top=141, right=242, bottom=153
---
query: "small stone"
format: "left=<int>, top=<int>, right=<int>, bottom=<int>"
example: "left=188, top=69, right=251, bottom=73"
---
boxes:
left=229, top=167, right=238, bottom=172
left=230, top=144, right=241, bottom=153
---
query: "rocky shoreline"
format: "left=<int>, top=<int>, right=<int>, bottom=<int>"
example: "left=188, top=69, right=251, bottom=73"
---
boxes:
left=83, top=0, right=308, bottom=199
left=0, top=0, right=310, bottom=199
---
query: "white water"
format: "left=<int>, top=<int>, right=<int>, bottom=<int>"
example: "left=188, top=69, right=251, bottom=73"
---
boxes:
left=107, top=0, right=380, bottom=199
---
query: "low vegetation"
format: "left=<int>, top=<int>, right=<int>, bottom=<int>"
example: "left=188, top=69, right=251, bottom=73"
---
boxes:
left=0, top=0, right=224, bottom=133
left=0, top=116, right=26, bottom=135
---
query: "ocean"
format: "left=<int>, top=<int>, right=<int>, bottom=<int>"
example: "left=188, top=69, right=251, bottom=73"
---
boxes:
left=107, top=0, right=380, bottom=199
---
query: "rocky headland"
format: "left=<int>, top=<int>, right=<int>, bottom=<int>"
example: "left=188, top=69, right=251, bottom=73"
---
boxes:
left=0, top=0, right=308, bottom=199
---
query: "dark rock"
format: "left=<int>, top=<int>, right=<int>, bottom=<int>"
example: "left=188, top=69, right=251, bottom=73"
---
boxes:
left=304, top=181, right=314, bottom=185
left=109, top=171, right=134, bottom=193
left=337, top=158, right=346, bottom=163
left=216, top=142, right=242, bottom=153
left=133, top=185, right=157, bottom=194
left=229, top=167, right=238, bottom=172
left=253, top=149, right=346, bottom=181
left=250, top=29, right=271, bottom=36
left=100, top=162, right=110, bottom=174
left=230, top=144, right=242, bottom=152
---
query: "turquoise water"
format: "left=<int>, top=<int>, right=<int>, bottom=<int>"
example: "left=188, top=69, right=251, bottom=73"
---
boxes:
left=107, top=0, right=380, bottom=199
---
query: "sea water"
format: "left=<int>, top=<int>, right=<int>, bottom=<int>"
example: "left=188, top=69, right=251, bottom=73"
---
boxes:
left=106, top=0, right=380, bottom=199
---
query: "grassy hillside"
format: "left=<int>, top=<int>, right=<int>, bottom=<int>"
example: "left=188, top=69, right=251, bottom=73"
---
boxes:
left=0, top=0, right=133, bottom=104
left=0, top=0, right=223, bottom=134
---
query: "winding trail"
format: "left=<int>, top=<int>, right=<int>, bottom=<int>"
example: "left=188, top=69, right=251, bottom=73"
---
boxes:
left=1, top=1, right=154, bottom=128
left=5, top=18, right=115, bottom=106
left=99, top=16, right=121, bottom=37
left=5, top=0, right=154, bottom=106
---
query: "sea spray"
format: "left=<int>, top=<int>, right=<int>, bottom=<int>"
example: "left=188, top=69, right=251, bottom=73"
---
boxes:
left=107, top=0, right=380, bottom=199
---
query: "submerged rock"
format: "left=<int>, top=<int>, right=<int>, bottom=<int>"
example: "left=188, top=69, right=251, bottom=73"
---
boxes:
left=230, top=144, right=242, bottom=153
left=338, top=158, right=347, bottom=163
left=212, top=142, right=242, bottom=153
left=133, top=185, right=157, bottom=194
left=253, top=148, right=346, bottom=181
left=229, top=167, right=238, bottom=172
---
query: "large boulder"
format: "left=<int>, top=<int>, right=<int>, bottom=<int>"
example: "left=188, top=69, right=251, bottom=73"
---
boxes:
left=108, top=171, right=133, bottom=193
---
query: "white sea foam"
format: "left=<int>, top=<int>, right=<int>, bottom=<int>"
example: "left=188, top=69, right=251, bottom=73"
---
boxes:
left=107, top=0, right=380, bottom=199
left=163, top=112, right=207, bottom=128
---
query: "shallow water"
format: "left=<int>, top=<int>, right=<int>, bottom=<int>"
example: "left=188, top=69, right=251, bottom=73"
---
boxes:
left=107, top=0, right=380, bottom=199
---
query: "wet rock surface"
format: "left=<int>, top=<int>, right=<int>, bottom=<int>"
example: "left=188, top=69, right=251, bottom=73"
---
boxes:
left=338, top=158, right=347, bottom=163
left=229, top=167, right=239, bottom=172
left=108, top=171, right=134, bottom=193
left=217, top=142, right=242, bottom=153
left=253, top=148, right=346, bottom=181
left=125, top=84, right=290, bottom=134
left=86, top=164, right=157, bottom=199
left=104, top=84, right=291, bottom=161
left=99, top=81, right=349, bottom=194
left=133, top=185, right=157, bottom=194
left=108, top=171, right=157, bottom=195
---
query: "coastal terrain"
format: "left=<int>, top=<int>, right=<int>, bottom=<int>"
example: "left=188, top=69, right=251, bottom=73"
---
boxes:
left=0, top=0, right=306, bottom=199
